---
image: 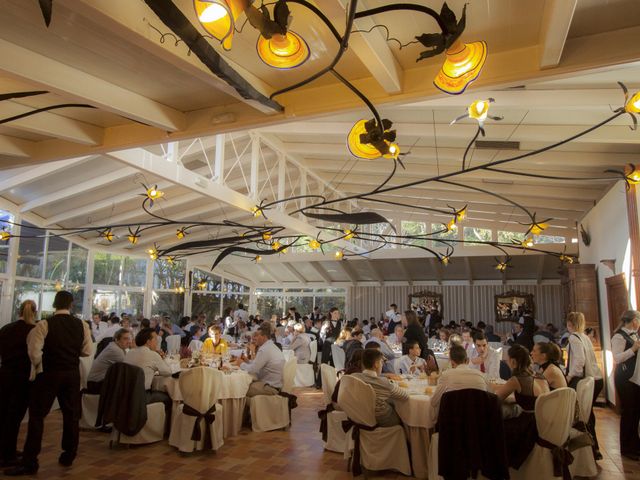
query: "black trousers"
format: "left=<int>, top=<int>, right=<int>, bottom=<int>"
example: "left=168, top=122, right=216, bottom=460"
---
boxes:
left=586, top=378, right=604, bottom=452
left=614, top=375, right=640, bottom=455
left=22, top=370, right=81, bottom=468
left=85, top=381, right=103, bottom=395
left=0, top=373, right=30, bottom=461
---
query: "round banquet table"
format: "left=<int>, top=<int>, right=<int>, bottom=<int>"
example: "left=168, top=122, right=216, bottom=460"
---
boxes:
left=394, top=379, right=437, bottom=480
left=152, top=369, right=253, bottom=438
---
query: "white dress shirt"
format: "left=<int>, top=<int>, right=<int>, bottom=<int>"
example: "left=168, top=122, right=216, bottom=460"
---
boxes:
left=430, top=364, right=492, bottom=418
left=124, top=345, right=171, bottom=390
left=240, top=339, right=285, bottom=389
left=288, top=333, right=311, bottom=364
left=567, top=332, right=602, bottom=381
left=92, top=321, right=108, bottom=339
left=468, top=346, right=501, bottom=379
left=96, top=323, right=120, bottom=342
left=611, top=327, right=639, bottom=364
left=88, top=341, right=126, bottom=383
left=398, top=354, right=426, bottom=375
left=365, top=337, right=399, bottom=359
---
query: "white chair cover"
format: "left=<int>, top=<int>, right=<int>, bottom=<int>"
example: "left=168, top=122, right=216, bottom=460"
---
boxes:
left=79, top=343, right=95, bottom=390
left=309, top=339, right=318, bottom=362
left=337, top=375, right=411, bottom=476
left=166, top=335, right=182, bottom=354
left=569, top=377, right=597, bottom=478
left=169, top=367, right=224, bottom=453
left=112, top=403, right=165, bottom=445
left=320, top=364, right=337, bottom=405
left=533, top=334, right=551, bottom=344
left=79, top=393, right=100, bottom=430
left=249, top=358, right=297, bottom=432
left=188, top=339, right=203, bottom=352
left=294, top=340, right=316, bottom=387
left=511, top=387, right=576, bottom=480
left=331, top=343, right=346, bottom=371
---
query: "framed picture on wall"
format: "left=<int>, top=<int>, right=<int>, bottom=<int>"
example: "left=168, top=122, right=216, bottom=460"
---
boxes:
left=408, top=290, right=443, bottom=324
left=494, top=290, right=534, bottom=322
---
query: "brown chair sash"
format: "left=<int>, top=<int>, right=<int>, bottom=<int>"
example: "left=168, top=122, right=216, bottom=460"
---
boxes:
left=536, top=437, right=574, bottom=480
left=342, top=419, right=378, bottom=476
left=182, top=403, right=216, bottom=442
left=318, top=403, right=335, bottom=442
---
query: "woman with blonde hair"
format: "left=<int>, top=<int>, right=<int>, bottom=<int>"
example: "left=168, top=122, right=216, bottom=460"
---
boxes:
left=0, top=300, right=37, bottom=467
left=566, top=311, right=604, bottom=459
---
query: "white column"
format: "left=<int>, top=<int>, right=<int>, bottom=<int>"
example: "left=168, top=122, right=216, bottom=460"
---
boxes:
left=0, top=212, right=20, bottom=325
left=84, top=249, right=95, bottom=319
left=250, top=135, right=260, bottom=200
left=184, top=267, right=193, bottom=316
left=277, top=152, right=286, bottom=210
left=214, top=133, right=225, bottom=183
left=144, top=259, right=154, bottom=318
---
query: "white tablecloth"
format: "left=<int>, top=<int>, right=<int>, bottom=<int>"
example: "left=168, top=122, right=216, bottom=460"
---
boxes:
left=283, top=349, right=294, bottom=361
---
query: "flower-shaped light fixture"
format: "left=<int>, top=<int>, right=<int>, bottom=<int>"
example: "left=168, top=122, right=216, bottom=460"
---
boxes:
left=348, top=118, right=399, bottom=160
left=495, top=256, right=511, bottom=272
left=197, top=279, right=208, bottom=290
left=625, top=164, right=640, bottom=184
left=434, top=40, right=487, bottom=95
left=0, top=228, right=11, bottom=242
left=254, top=255, right=262, bottom=263
left=147, top=244, right=159, bottom=260
left=335, top=250, right=345, bottom=260
left=440, top=253, right=451, bottom=266
left=127, top=228, right=140, bottom=245
left=262, top=231, right=272, bottom=241
left=176, top=227, right=188, bottom=240
left=271, top=240, right=282, bottom=250
left=451, top=99, right=502, bottom=134
left=166, top=256, right=176, bottom=265
left=54, top=280, right=63, bottom=291
left=144, top=184, right=164, bottom=206
left=193, top=0, right=248, bottom=50
left=523, top=214, right=551, bottom=236
left=251, top=206, right=263, bottom=217
left=100, top=229, right=114, bottom=242
left=343, top=229, right=355, bottom=240
left=559, top=253, right=574, bottom=265
left=626, top=91, right=640, bottom=114
left=308, top=238, right=321, bottom=250
left=454, top=206, right=468, bottom=222
left=257, top=31, right=309, bottom=69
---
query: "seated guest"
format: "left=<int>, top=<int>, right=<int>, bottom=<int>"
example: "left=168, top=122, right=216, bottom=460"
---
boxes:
left=289, top=323, right=311, bottom=364
left=332, top=349, right=365, bottom=403
left=201, top=325, right=229, bottom=355
left=96, top=316, right=121, bottom=342
left=387, top=324, right=405, bottom=346
left=461, top=328, right=475, bottom=354
left=469, top=332, right=501, bottom=379
left=438, top=328, right=450, bottom=342
left=236, top=325, right=285, bottom=396
left=484, top=324, right=502, bottom=342
left=335, top=327, right=352, bottom=347
left=448, top=333, right=463, bottom=348
left=352, top=349, right=409, bottom=427
left=494, top=344, right=550, bottom=469
left=91, top=313, right=108, bottom=340
left=365, top=328, right=399, bottom=361
left=343, top=329, right=364, bottom=365
left=398, top=341, right=434, bottom=375
left=179, top=336, right=192, bottom=359
left=531, top=342, right=567, bottom=391
left=123, top=328, right=172, bottom=409
left=86, top=328, right=131, bottom=394
left=430, top=345, right=492, bottom=419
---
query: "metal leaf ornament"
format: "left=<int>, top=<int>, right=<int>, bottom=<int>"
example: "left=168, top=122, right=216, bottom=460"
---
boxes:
left=211, top=239, right=297, bottom=271
left=616, top=82, right=638, bottom=131
left=360, top=118, right=397, bottom=156
left=38, top=0, right=53, bottom=27
left=246, top=2, right=287, bottom=38
left=0, top=91, right=48, bottom=102
left=302, top=210, right=395, bottom=230
left=415, top=3, right=466, bottom=61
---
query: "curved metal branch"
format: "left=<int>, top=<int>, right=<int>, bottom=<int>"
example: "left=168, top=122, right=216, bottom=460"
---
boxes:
left=462, top=127, right=481, bottom=170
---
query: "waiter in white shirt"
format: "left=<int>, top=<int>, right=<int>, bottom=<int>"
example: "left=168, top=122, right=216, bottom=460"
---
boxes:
left=469, top=331, right=500, bottom=379
left=236, top=324, right=285, bottom=396
left=385, top=304, right=401, bottom=333
left=611, top=310, right=640, bottom=460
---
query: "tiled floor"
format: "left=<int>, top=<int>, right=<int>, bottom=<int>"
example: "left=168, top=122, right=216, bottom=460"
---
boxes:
left=9, top=388, right=640, bottom=479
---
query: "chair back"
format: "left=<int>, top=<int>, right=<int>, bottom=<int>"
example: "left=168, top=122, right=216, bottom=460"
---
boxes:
left=489, top=342, right=503, bottom=351
left=575, top=376, right=595, bottom=423
left=533, top=334, right=550, bottom=344
left=179, top=366, right=222, bottom=412
left=282, top=357, right=297, bottom=394
left=79, top=342, right=96, bottom=389
left=534, top=387, right=576, bottom=446
left=331, top=343, right=346, bottom=370
left=309, top=340, right=318, bottom=363
left=188, top=339, right=203, bottom=352
left=337, top=375, right=376, bottom=427
left=166, top=334, right=181, bottom=354
left=320, top=363, right=337, bottom=404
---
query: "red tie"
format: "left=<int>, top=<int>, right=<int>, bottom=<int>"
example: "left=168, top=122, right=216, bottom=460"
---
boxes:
left=480, top=363, right=486, bottom=373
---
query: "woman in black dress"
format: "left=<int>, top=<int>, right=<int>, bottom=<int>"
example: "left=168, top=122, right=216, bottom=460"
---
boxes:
left=402, top=310, right=438, bottom=372
left=0, top=300, right=37, bottom=467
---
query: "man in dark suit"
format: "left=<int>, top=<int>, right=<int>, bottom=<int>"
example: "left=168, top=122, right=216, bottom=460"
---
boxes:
left=320, top=307, right=342, bottom=366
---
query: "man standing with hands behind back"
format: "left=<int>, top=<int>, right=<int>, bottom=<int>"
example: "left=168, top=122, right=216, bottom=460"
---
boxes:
left=6, top=291, right=92, bottom=476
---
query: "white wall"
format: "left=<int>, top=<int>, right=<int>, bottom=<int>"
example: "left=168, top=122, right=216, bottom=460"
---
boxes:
left=347, top=282, right=564, bottom=336
left=579, top=180, right=631, bottom=403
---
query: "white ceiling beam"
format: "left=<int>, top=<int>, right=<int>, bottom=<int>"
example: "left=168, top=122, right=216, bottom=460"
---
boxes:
left=107, top=148, right=367, bottom=255
left=0, top=156, right=91, bottom=194
left=325, top=0, right=402, bottom=93
left=0, top=101, right=103, bottom=145
left=101, top=192, right=203, bottom=227
left=0, top=134, right=36, bottom=158
left=464, top=257, right=474, bottom=285
left=366, top=261, right=385, bottom=286
left=20, top=166, right=139, bottom=213
left=536, top=255, right=546, bottom=284
left=310, top=262, right=334, bottom=284
left=396, top=259, right=413, bottom=286
left=283, top=262, right=308, bottom=285
left=257, top=263, right=281, bottom=284
left=429, top=258, right=443, bottom=285
left=0, top=38, right=185, bottom=131
left=539, top=0, right=578, bottom=69
left=338, top=260, right=359, bottom=286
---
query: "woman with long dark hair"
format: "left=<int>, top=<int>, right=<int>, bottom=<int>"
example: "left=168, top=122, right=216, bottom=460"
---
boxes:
left=403, top=310, right=438, bottom=372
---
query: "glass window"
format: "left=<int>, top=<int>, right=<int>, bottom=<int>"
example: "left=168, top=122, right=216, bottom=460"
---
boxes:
left=93, top=253, right=123, bottom=286
left=70, top=286, right=85, bottom=317
left=16, top=222, right=45, bottom=279
left=120, top=291, right=144, bottom=317
left=225, top=279, right=250, bottom=296
left=431, top=222, right=458, bottom=246
left=498, top=231, right=525, bottom=244
left=285, top=296, right=313, bottom=317
left=41, top=283, right=61, bottom=319
left=0, top=210, right=13, bottom=274
left=69, top=244, right=88, bottom=284
left=222, top=294, right=250, bottom=316
left=534, top=234, right=565, bottom=244
left=314, top=296, right=346, bottom=316
left=122, top=257, right=147, bottom=287
left=153, top=258, right=186, bottom=289
left=192, top=293, right=221, bottom=319
left=255, top=294, right=284, bottom=319
left=45, top=235, right=69, bottom=282
left=463, top=226, right=492, bottom=244
left=13, top=280, right=41, bottom=321
left=151, top=291, right=184, bottom=321
left=93, top=289, right=117, bottom=314
left=401, top=220, right=427, bottom=247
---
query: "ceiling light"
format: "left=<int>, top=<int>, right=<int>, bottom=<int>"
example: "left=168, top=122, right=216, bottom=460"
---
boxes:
left=347, top=118, right=398, bottom=160
left=335, top=250, right=344, bottom=260
left=308, top=239, right=321, bottom=250
left=193, top=0, right=248, bottom=51
left=262, top=231, right=272, bottom=241
left=344, top=229, right=355, bottom=240
left=0, top=229, right=11, bottom=242
left=434, top=40, right=487, bottom=95
left=257, top=31, right=310, bottom=69
left=626, top=91, right=640, bottom=113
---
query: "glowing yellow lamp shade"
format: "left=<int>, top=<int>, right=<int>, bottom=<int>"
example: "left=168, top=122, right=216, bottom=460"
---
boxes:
left=347, top=120, right=399, bottom=160
left=627, top=167, right=640, bottom=184
left=626, top=91, right=640, bottom=113
left=194, top=0, right=246, bottom=51
left=468, top=100, right=489, bottom=121
left=257, top=32, right=310, bottom=69
left=434, top=40, right=487, bottom=95
left=530, top=223, right=548, bottom=235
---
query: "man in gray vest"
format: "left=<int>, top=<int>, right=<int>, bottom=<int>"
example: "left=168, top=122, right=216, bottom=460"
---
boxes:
left=5, top=291, right=92, bottom=476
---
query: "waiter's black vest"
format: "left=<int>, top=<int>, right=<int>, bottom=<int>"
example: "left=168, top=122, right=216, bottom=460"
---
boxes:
left=42, top=314, right=84, bottom=372
left=613, top=329, right=637, bottom=382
